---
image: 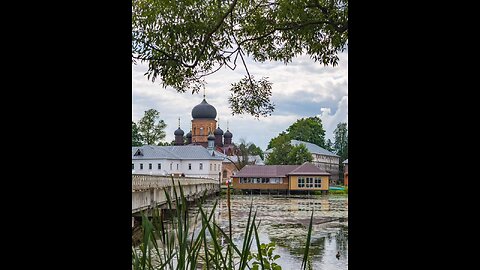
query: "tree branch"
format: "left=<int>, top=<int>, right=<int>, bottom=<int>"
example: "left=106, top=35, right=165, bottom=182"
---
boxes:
left=187, top=0, right=239, bottom=68
left=237, top=19, right=346, bottom=47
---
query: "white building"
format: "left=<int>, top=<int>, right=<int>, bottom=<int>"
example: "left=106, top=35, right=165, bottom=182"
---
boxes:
left=132, top=145, right=224, bottom=179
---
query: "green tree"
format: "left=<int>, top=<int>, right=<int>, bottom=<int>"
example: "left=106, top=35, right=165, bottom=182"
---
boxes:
left=132, top=0, right=348, bottom=118
left=267, top=131, right=313, bottom=165
left=324, top=138, right=334, bottom=152
left=230, top=139, right=264, bottom=170
left=266, top=134, right=292, bottom=165
left=132, top=121, right=143, bottom=146
left=138, top=109, right=167, bottom=145
left=267, top=131, right=290, bottom=150
left=333, top=122, right=347, bottom=185
left=235, top=140, right=251, bottom=170
left=157, top=141, right=174, bottom=146
left=247, top=143, right=264, bottom=160
left=286, top=116, right=326, bottom=147
left=287, top=144, right=313, bottom=165
left=333, top=122, right=348, bottom=162
left=267, top=117, right=327, bottom=150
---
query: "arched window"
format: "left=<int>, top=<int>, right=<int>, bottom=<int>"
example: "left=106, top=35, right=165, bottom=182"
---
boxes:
left=200, top=127, right=204, bottom=135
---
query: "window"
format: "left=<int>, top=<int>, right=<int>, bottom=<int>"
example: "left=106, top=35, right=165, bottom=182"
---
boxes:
left=132, top=164, right=134, bottom=170
left=199, top=163, right=203, bottom=170
left=306, top=177, right=313, bottom=188
left=140, top=164, right=143, bottom=170
left=158, top=163, right=161, bottom=170
left=200, top=127, right=204, bottom=135
left=188, top=163, right=192, bottom=170
left=177, top=164, right=179, bottom=170
left=149, top=163, right=152, bottom=170
left=170, top=163, right=172, bottom=170
left=214, top=164, right=217, bottom=171
left=314, top=177, right=322, bottom=188
left=298, top=177, right=305, bottom=188
left=210, top=164, right=212, bottom=171
left=223, top=170, right=227, bottom=178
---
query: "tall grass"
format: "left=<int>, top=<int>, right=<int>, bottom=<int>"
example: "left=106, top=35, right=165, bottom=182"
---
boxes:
left=132, top=177, right=315, bottom=269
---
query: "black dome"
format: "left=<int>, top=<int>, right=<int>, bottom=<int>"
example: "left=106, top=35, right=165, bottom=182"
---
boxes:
left=214, top=127, right=223, bottom=135
left=174, top=127, right=184, bottom=136
left=224, top=129, right=233, bottom=138
left=192, top=99, right=217, bottom=119
left=185, top=131, right=192, bottom=138
left=208, top=133, right=215, bottom=140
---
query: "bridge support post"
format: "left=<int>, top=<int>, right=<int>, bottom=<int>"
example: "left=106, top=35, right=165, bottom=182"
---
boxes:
left=133, top=216, right=142, bottom=227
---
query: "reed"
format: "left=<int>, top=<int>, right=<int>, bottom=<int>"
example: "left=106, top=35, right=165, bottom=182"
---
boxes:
left=132, top=176, right=315, bottom=269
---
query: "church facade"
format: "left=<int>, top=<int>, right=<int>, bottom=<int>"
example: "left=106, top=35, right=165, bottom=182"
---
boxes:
left=173, top=96, right=235, bottom=155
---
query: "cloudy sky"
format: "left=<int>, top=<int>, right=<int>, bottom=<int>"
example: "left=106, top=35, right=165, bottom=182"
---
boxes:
left=132, top=51, right=348, bottom=151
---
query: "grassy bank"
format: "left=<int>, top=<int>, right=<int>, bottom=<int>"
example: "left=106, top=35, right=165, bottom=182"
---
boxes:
left=328, top=186, right=348, bottom=195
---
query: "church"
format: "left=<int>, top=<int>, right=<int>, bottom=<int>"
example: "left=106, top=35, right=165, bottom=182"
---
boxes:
left=171, top=96, right=264, bottom=182
left=173, top=95, right=235, bottom=156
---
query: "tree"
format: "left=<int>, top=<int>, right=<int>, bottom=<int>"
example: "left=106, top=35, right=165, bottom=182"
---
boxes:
left=132, top=0, right=348, bottom=118
left=286, top=116, right=326, bottom=148
left=231, top=139, right=264, bottom=170
left=234, top=140, right=251, bottom=170
left=265, top=134, right=292, bottom=165
left=137, top=109, right=167, bottom=145
left=287, top=143, right=313, bottom=165
left=333, top=122, right=348, bottom=162
left=325, top=138, right=334, bottom=152
left=247, top=143, right=264, bottom=160
left=266, top=136, right=312, bottom=165
left=132, top=121, right=143, bottom=146
left=267, top=116, right=327, bottom=150
left=157, top=141, right=174, bottom=146
left=267, top=131, right=290, bottom=150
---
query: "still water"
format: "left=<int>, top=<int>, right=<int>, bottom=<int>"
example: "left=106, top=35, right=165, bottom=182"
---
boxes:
left=197, top=194, right=348, bottom=270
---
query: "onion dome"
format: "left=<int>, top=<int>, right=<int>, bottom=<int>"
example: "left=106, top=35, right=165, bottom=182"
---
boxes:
left=224, top=129, right=233, bottom=138
left=192, top=99, right=217, bottom=119
left=185, top=131, right=192, bottom=138
left=208, top=133, right=216, bottom=140
left=174, top=127, right=184, bottom=136
left=214, top=126, right=224, bottom=135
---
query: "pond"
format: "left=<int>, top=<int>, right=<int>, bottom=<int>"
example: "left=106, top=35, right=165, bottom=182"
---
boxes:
left=198, top=194, right=348, bottom=270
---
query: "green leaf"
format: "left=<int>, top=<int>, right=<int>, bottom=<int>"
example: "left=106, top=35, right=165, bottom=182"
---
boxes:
left=273, top=264, right=282, bottom=270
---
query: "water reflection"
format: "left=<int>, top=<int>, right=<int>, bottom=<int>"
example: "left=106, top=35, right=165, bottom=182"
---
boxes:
left=195, top=194, right=348, bottom=270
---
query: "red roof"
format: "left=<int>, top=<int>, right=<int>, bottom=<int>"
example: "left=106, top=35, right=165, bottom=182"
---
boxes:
left=233, top=163, right=330, bottom=178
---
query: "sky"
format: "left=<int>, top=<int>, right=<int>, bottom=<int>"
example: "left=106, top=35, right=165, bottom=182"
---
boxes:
left=132, top=51, right=348, bottom=151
